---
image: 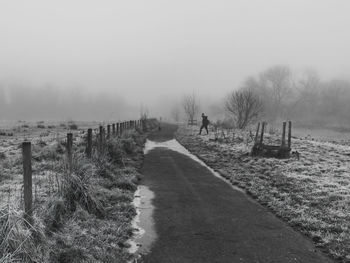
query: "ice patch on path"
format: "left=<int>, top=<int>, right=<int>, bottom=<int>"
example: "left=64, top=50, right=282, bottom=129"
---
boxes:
left=144, top=139, right=245, bottom=193
left=127, top=185, right=157, bottom=258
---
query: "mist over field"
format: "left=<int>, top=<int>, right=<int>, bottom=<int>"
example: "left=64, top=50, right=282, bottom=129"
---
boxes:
left=0, top=0, right=349, bottom=126
left=0, top=84, right=138, bottom=121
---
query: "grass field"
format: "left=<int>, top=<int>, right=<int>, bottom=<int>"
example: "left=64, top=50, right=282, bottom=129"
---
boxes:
left=0, top=120, right=152, bottom=262
left=176, top=125, right=350, bottom=262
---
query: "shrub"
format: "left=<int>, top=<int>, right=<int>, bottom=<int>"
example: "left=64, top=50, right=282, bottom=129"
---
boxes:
left=68, top=122, right=78, bottom=130
left=33, top=143, right=63, bottom=161
left=43, top=198, right=67, bottom=232
left=105, top=139, right=124, bottom=164
left=120, top=138, right=136, bottom=154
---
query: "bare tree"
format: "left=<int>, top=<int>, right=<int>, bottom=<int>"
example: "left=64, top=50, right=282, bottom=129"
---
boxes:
left=293, top=69, right=321, bottom=113
left=140, top=104, right=149, bottom=120
left=225, top=89, right=262, bottom=129
left=259, top=65, right=292, bottom=119
left=182, top=93, right=199, bottom=125
left=171, top=105, right=181, bottom=123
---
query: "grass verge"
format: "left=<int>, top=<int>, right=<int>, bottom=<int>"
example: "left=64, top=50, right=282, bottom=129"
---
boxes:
left=0, top=122, right=156, bottom=262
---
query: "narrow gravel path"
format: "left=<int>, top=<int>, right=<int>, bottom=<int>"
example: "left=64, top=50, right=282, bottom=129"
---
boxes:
left=140, top=124, right=333, bottom=263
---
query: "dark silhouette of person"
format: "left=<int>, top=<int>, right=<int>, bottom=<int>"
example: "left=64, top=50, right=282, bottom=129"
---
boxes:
left=199, top=113, right=209, bottom=135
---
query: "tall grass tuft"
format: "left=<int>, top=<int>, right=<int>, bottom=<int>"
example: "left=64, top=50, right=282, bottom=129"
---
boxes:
left=61, top=155, right=104, bottom=217
left=0, top=206, right=46, bottom=262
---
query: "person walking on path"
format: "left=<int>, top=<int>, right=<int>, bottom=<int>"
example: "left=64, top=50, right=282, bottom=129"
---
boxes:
left=199, top=113, right=209, bottom=135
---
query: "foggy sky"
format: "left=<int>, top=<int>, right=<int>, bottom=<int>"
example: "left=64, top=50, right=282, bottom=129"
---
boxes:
left=0, top=0, right=349, bottom=119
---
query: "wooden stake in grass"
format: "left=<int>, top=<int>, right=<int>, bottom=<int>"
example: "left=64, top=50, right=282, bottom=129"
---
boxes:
left=67, top=133, right=73, bottom=173
left=99, top=126, right=103, bottom=153
left=254, top=122, right=260, bottom=144
left=107, top=124, right=111, bottom=139
left=260, top=122, right=265, bottom=146
left=22, top=141, right=33, bottom=225
left=281, top=121, right=286, bottom=147
left=288, top=121, right=292, bottom=149
left=86, top=128, right=92, bottom=158
left=112, top=124, right=116, bottom=136
left=116, top=123, right=119, bottom=136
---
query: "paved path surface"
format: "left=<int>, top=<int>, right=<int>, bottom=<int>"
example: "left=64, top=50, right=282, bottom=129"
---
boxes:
left=140, top=124, right=333, bottom=263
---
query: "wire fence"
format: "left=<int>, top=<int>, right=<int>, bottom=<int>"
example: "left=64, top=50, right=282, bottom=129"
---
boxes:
left=0, top=119, right=144, bottom=224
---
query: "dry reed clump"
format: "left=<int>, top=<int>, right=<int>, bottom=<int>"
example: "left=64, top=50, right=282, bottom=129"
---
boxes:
left=0, top=206, right=47, bottom=263
left=61, top=156, right=104, bottom=217
left=42, top=197, right=67, bottom=233
left=105, top=139, right=124, bottom=165
left=32, top=142, right=65, bottom=162
left=0, top=153, right=6, bottom=161
left=120, top=138, right=136, bottom=154
left=129, top=129, right=146, bottom=147
left=98, top=167, right=139, bottom=192
left=67, top=121, right=78, bottom=130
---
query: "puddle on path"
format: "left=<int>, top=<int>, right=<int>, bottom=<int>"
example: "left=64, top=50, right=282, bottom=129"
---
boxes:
left=127, top=185, right=156, bottom=257
left=144, top=139, right=245, bottom=193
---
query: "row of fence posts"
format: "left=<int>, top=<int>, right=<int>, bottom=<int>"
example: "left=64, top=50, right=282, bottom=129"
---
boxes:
left=21, top=119, right=143, bottom=225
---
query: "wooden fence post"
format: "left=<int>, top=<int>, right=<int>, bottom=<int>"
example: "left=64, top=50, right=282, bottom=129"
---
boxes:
left=288, top=121, right=292, bottom=149
left=22, top=141, right=33, bottom=225
left=260, top=122, right=265, bottom=146
left=67, top=133, right=73, bottom=172
left=99, top=126, right=103, bottom=153
left=112, top=124, right=116, bottom=136
left=86, top=128, right=92, bottom=158
left=281, top=122, right=286, bottom=147
left=107, top=124, right=111, bottom=139
left=254, top=122, right=260, bottom=144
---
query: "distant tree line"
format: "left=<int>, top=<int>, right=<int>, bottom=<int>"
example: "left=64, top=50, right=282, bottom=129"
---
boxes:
left=179, top=65, right=350, bottom=129
left=0, top=85, right=137, bottom=121
left=237, top=65, right=350, bottom=128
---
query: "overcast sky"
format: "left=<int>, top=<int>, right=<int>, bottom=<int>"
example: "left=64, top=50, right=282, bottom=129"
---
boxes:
left=0, top=0, right=349, bottom=116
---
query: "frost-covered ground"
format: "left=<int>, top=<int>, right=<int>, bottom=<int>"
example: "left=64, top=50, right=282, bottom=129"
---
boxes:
left=0, top=120, right=150, bottom=262
left=0, top=121, right=91, bottom=208
left=176, top=125, right=350, bottom=262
